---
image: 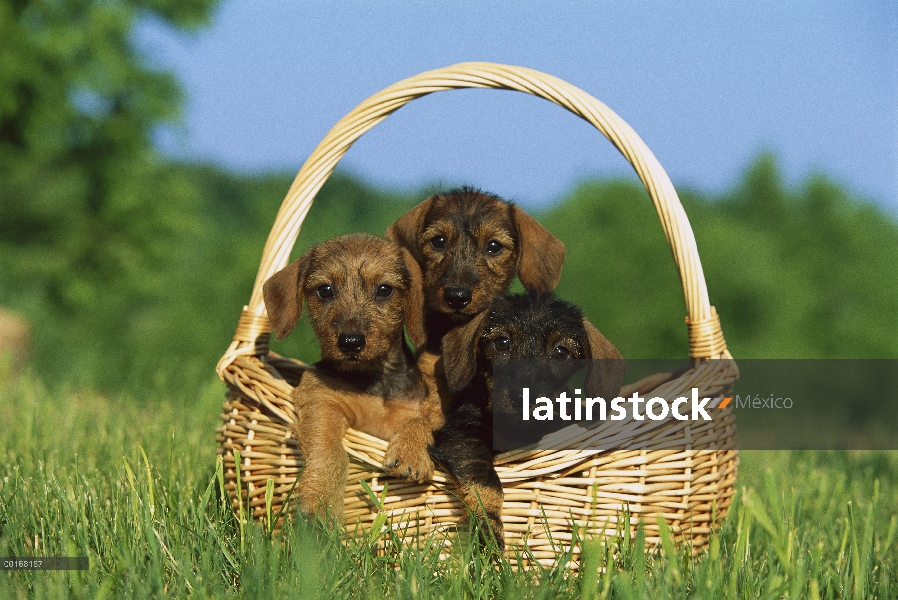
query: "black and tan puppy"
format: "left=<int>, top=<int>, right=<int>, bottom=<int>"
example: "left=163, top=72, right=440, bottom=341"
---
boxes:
left=263, top=234, right=443, bottom=520
left=387, top=187, right=566, bottom=350
left=433, top=293, right=626, bottom=548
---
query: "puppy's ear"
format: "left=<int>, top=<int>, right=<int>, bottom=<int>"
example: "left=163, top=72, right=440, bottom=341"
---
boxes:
left=400, top=248, right=427, bottom=348
left=582, top=318, right=626, bottom=400
left=511, top=205, right=566, bottom=292
left=263, top=251, right=311, bottom=341
left=440, top=311, right=488, bottom=393
left=386, top=197, right=434, bottom=263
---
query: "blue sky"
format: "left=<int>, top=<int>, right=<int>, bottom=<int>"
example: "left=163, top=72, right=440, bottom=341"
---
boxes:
left=140, top=1, right=897, bottom=211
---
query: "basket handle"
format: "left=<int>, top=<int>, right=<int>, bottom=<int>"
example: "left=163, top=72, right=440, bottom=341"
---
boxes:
left=218, top=62, right=727, bottom=376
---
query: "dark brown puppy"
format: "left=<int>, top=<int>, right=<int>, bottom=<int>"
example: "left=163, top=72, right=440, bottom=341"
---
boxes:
left=387, top=188, right=567, bottom=546
left=387, top=188, right=566, bottom=349
left=433, top=293, right=626, bottom=549
left=263, top=234, right=443, bottom=520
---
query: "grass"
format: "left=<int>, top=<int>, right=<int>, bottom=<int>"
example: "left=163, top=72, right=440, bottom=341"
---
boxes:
left=0, top=367, right=896, bottom=599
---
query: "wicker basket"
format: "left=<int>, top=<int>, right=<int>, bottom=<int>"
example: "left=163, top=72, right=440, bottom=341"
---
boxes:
left=215, top=62, right=738, bottom=566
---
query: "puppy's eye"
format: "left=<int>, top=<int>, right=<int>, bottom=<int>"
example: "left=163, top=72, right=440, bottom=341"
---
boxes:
left=375, top=284, right=394, bottom=299
left=430, top=235, right=446, bottom=250
left=485, top=240, right=504, bottom=255
left=552, top=345, right=570, bottom=359
left=316, top=284, right=334, bottom=299
left=493, top=336, right=510, bottom=352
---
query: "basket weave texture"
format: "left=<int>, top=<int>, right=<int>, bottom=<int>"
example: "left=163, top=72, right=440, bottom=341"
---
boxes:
left=215, top=62, right=738, bottom=566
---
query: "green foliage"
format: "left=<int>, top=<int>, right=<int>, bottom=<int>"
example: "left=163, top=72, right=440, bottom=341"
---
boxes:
left=543, top=152, right=898, bottom=360
left=0, top=0, right=217, bottom=391
left=0, top=0, right=216, bottom=308
left=698, top=153, right=898, bottom=358
left=0, top=371, right=896, bottom=598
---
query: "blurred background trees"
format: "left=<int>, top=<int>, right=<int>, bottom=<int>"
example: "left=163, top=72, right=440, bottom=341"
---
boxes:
left=1, top=0, right=896, bottom=398
left=0, top=0, right=215, bottom=388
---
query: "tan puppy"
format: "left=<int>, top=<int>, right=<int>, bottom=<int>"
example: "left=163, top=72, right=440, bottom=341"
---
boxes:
left=263, top=234, right=444, bottom=520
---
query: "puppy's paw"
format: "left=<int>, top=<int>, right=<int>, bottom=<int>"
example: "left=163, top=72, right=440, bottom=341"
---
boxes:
left=297, top=471, right=345, bottom=523
left=383, top=428, right=434, bottom=483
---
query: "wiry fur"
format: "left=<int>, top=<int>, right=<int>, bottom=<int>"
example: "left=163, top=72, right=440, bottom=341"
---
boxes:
left=432, top=293, right=625, bottom=549
left=262, top=234, right=443, bottom=520
left=387, top=187, right=566, bottom=350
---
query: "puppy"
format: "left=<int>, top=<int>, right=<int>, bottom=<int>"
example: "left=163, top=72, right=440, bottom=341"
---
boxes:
left=263, top=234, right=443, bottom=520
left=387, top=189, right=568, bottom=547
left=386, top=187, right=567, bottom=349
left=433, top=293, right=626, bottom=548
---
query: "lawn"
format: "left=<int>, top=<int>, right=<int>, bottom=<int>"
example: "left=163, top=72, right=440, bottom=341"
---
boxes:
left=0, top=368, right=895, bottom=599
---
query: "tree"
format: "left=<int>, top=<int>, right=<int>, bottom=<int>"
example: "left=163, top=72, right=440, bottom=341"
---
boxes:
left=0, top=0, right=215, bottom=309
left=0, top=0, right=216, bottom=388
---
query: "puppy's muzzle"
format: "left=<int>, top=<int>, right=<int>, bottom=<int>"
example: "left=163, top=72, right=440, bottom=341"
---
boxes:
left=443, top=286, right=472, bottom=310
left=337, top=332, right=366, bottom=354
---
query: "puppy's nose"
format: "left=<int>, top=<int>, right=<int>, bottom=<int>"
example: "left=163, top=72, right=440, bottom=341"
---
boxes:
left=443, top=286, right=472, bottom=310
left=337, top=332, right=366, bottom=354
